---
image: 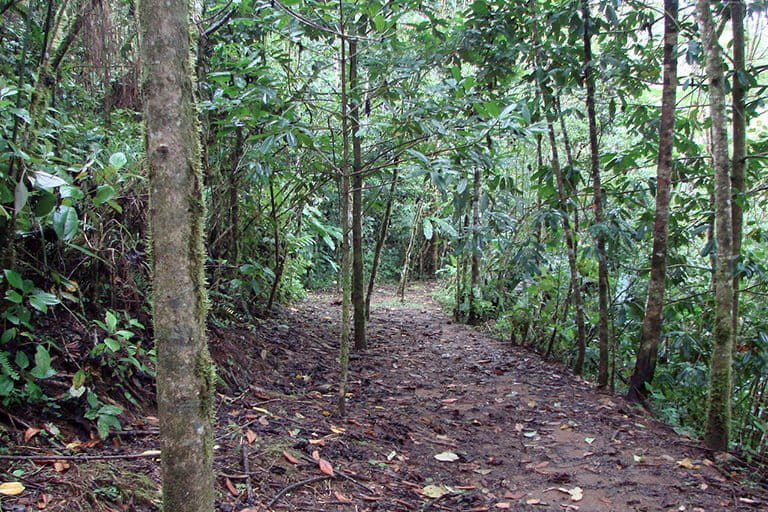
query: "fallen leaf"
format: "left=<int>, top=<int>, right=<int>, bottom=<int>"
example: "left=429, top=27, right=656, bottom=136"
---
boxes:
left=24, top=427, right=42, bottom=443
left=523, top=431, right=538, bottom=438
left=514, top=423, right=524, bottom=432
left=434, top=451, right=460, bottom=462
left=330, top=425, right=346, bottom=434
left=504, top=491, right=527, bottom=499
left=677, top=458, right=697, bottom=469
left=224, top=478, right=240, bottom=497
left=37, top=492, right=50, bottom=509
left=633, top=454, right=644, bottom=463
left=495, top=503, right=511, bottom=509
left=526, top=498, right=542, bottom=505
left=527, top=400, right=538, bottom=408
left=244, top=430, right=257, bottom=444
left=334, top=491, right=353, bottom=503
left=584, top=437, right=595, bottom=445
left=318, top=458, right=334, bottom=476
left=283, top=451, right=300, bottom=465
left=474, top=468, right=493, bottom=475
left=311, top=449, right=320, bottom=461
left=140, top=449, right=161, bottom=457
left=421, top=484, right=449, bottom=498
left=309, top=438, right=326, bottom=445
left=53, top=461, right=70, bottom=473
left=738, top=498, right=759, bottom=505
left=564, top=487, right=583, bottom=501
left=65, top=441, right=82, bottom=451
left=0, top=482, right=25, bottom=496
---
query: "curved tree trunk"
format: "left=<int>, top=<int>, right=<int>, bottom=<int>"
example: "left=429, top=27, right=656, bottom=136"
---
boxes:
left=697, top=0, right=735, bottom=452
left=366, top=168, right=398, bottom=320
left=627, top=0, right=679, bottom=402
left=139, top=0, right=216, bottom=508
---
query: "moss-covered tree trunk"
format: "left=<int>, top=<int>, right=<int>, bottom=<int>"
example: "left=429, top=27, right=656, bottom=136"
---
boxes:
left=697, top=0, right=735, bottom=452
left=139, top=0, right=216, bottom=508
left=627, top=0, right=678, bottom=402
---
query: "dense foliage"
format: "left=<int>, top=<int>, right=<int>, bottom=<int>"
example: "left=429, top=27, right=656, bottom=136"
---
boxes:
left=1, top=0, right=767, bottom=460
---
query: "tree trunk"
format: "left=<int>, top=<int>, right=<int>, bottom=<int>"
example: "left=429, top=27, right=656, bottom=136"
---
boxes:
left=730, top=0, right=746, bottom=341
left=267, top=178, right=283, bottom=311
left=530, top=0, right=586, bottom=374
left=337, top=10, right=351, bottom=415
left=581, top=0, right=611, bottom=388
left=697, top=0, right=735, bottom=452
left=366, top=168, right=398, bottom=319
left=139, top=0, right=216, bottom=508
left=627, top=0, right=679, bottom=402
left=467, top=166, right=482, bottom=325
left=349, top=38, right=366, bottom=350
left=398, top=201, right=423, bottom=302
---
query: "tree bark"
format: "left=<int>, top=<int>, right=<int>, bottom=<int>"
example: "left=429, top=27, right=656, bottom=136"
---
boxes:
left=365, top=168, right=398, bottom=319
left=349, top=38, right=366, bottom=350
left=398, top=201, right=423, bottom=302
left=530, top=0, right=586, bottom=374
left=627, top=0, right=678, bottom=402
left=582, top=0, right=611, bottom=388
left=697, top=0, right=735, bottom=452
left=730, top=0, right=746, bottom=341
left=139, top=0, right=216, bottom=508
left=467, top=166, right=482, bottom=325
left=337, top=7, right=351, bottom=415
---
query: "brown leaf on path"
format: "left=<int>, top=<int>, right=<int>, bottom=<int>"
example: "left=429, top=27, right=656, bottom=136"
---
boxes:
left=504, top=491, right=527, bottom=499
left=53, top=461, right=70, bottom=473
left=244, top=429, right=258, bottom=444
left=282, top=451, right=300, bottom=464
left=495, top=503, right=511, bottom=509
left=318, top=458, right=334, bottom=476
left=37, top=492, right=50, bottom=509
left=24, top=427, right=42, bottom=443
left=224, top=478, right=240, bottom=497
left=0, top=482, right=25, bottom=496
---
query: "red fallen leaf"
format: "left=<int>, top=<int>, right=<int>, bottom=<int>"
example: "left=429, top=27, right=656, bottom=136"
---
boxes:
left=224, top=478, right=240, bottom=497
left=244, top=430, right=257, bottom=444
left=283, top=451, right=300, bottom=465
left=318, top=458, right=334, bottom=476
left=24, top=427, right=42, bottom=443
left=334, top=491, right=353, bottom=503
left=36, top=492, right=50, bottom=509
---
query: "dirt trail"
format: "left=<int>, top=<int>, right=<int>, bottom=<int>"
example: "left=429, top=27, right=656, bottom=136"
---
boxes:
left=1, top=284, right=765, bottom=511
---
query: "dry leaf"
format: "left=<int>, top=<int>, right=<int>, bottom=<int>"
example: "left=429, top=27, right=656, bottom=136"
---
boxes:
left=334, top=491, right=353, bottom=503
left=244, top=429, right=257, bottom=444
left=677, top=458, right=697, bottom=469
left=24, top=427, right=42, bottom=443
left=318, top=458, right=334, bottom=476
left=37, top=492, right=50, bottom=509
left=559, top=486, right=583, bottom=501
left=224, top=478, right=240, bottom=497
left=526, top=498, right=541, bottom=505
left=330, top=425, right=346, bottom=434
left=495, top=503, right=511, bottom=509
left=0, top=482, right=25, bottom=496
left=283, top=451, right=300, bottom=465
left=504, top=491, right=527, bottom=499
left=421, top=484, right=449, bottom=498
left=140, top=449, right=161, bottom=457
left=434, top=451, right=460, bottom=462
left=514, top=423, right=524, bottom=432
left=53, top=461, right=70, bottom=473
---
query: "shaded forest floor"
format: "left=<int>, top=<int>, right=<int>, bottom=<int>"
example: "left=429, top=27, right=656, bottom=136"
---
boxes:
left=2, top=284, right=767, bottom=511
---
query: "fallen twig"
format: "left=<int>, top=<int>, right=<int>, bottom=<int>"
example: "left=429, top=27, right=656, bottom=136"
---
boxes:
left=242, top=444, right=254, bottom=502
left=267, top=475, right=331, bottom=508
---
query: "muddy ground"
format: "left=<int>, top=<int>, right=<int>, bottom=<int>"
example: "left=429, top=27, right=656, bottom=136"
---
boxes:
left=1, top=284, right=766, bottom=511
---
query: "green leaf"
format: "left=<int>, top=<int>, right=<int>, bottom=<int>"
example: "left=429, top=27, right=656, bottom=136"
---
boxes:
left=1, top=328, right=17, bottom=344
left=14, top=350, right=29, bottom=370
left=72, top=369, right=87, bottom=388
left=33, top=171, right=67, bottom=189
left=105, top=311, right=117, bottom=332
left=98, top=404, right=123, bottom=416
left=33, top=192, right=57, bottom=217
left=14, top=180, right=28, bottom=214
left=96, top=414, right=121, bottom=439
left=52, top=205, right=79, bottom=241
left=93, top=185, right=115, bottom=205
left=5, top=290, right=23, bottom=304
left=30, top=345, right=56, bottom=379
left=423, top=218, right=434, bottom=240
left=103, top=337, right=120, bottom=352
left=109, top=152, right=127, bottom=169
left=4, top=270, right=23, bottom=290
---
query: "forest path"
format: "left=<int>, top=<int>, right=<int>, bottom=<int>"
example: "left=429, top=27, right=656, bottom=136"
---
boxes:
left=224, top=283, right=764, bottom=512
left=2, top=284, right=764, bottom=511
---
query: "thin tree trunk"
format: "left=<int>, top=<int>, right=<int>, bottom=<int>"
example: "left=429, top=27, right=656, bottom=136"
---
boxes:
left=337, top=8, right=351, bottom=415
left=365, top=168, right=398, bottom=320
left=139, top=0, right=216, bottom=508
left=349, top=38, right=366, bottom=350
left=581, top=0, right=611, bottom=388
left=398, top=201, right=423, bottom=302
left=697, top=0, right=735, bottom=452
left=627, top=0, right=679, bottom=401
left=267, top=178, right=283, bottom=311
left=730, top=0, right=746, bottom=340
left=467, top=166, right=482, bottom=325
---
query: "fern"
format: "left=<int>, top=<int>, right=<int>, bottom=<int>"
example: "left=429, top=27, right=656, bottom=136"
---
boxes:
left=0, top=350, right=19, bottom=380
